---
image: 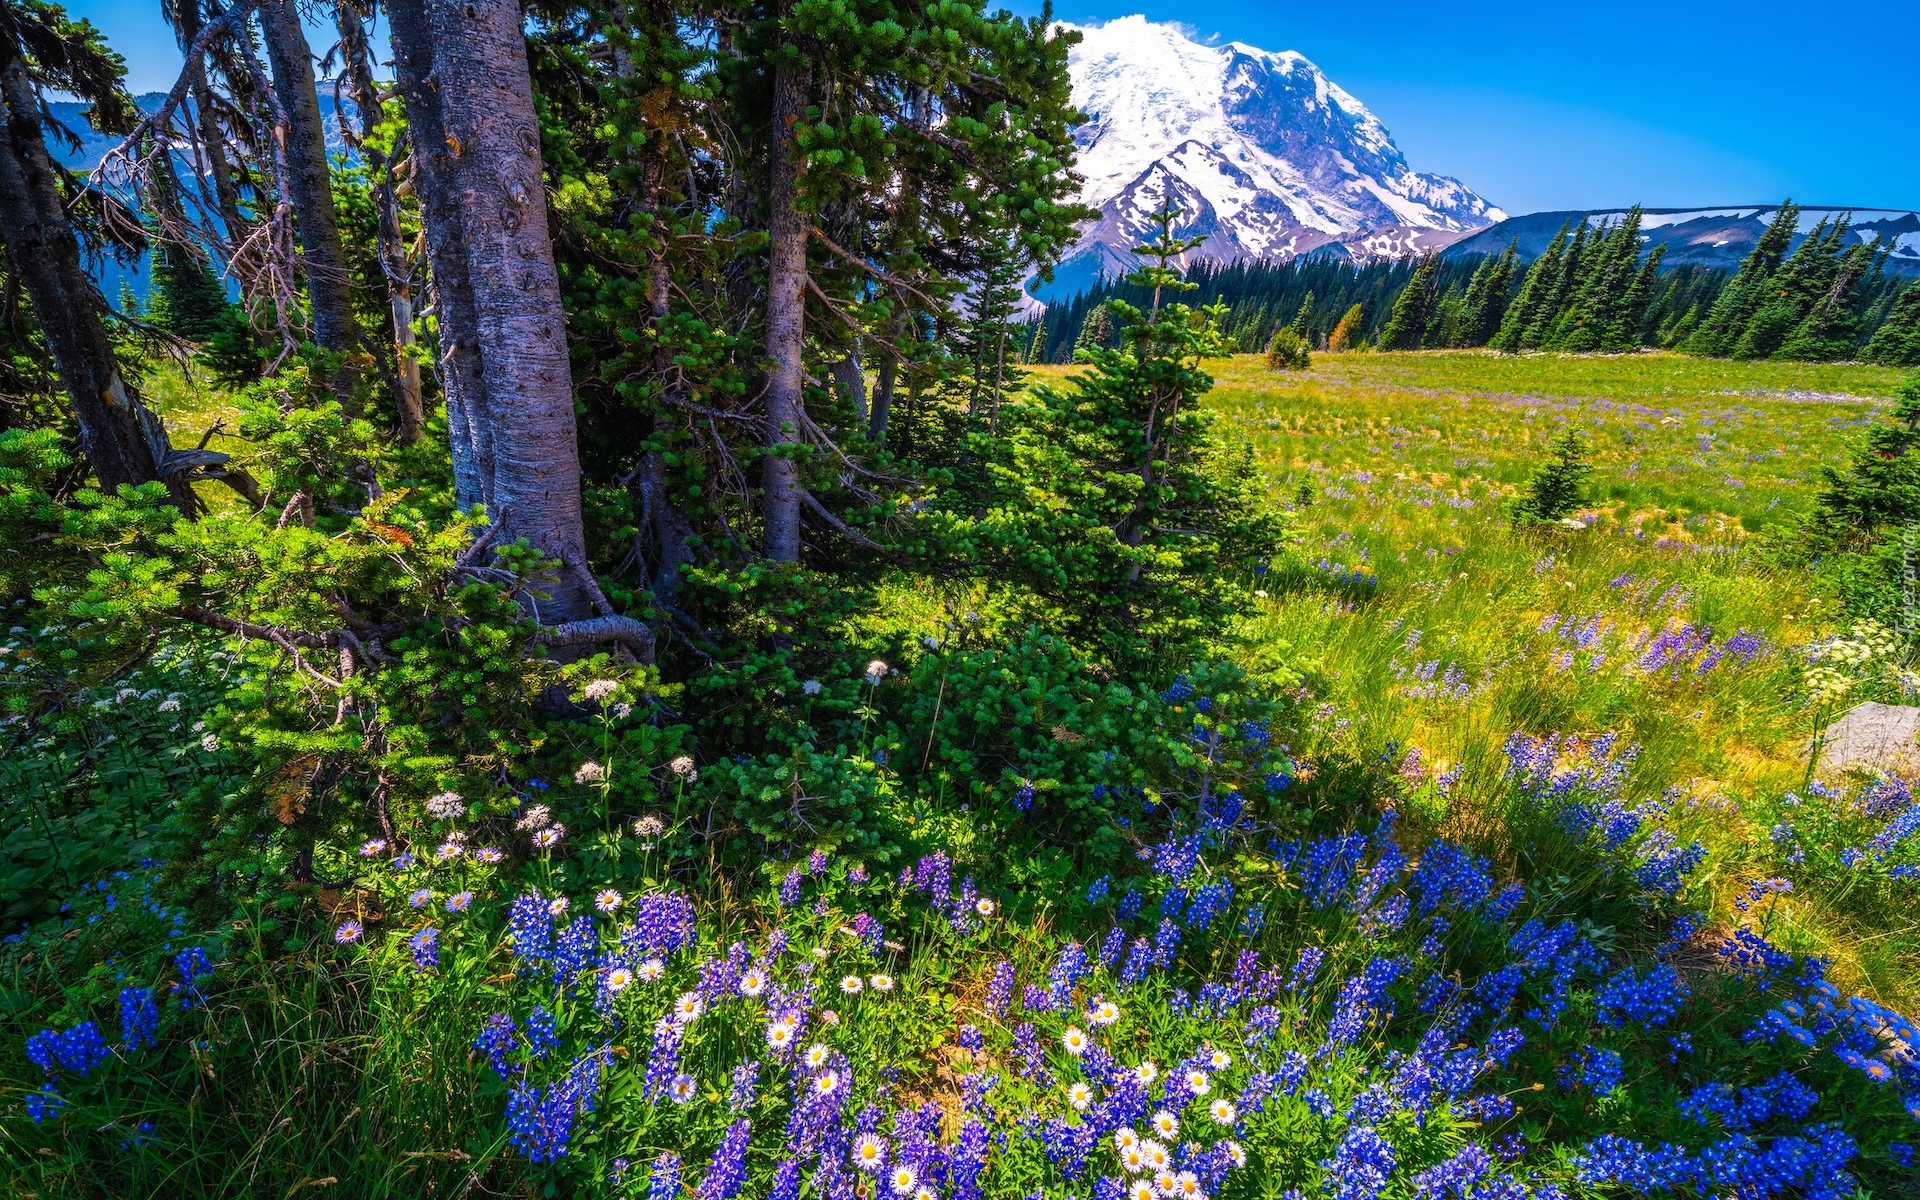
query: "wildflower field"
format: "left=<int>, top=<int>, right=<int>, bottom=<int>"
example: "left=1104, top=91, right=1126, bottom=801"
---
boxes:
left=8, top=348, right=1920, bottom=1200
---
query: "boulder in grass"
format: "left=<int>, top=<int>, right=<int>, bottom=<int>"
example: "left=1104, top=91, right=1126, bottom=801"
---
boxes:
left=1816, top=701, right=1920, bottom=777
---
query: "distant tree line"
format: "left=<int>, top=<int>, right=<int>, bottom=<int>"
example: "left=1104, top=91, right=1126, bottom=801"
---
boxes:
left=1031, top=203, right=1918, bottom=364
left=1682, top=203, right=1919, bottom=364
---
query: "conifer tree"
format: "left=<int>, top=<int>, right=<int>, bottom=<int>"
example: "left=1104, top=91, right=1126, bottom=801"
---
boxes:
left=1377, top=252, right=1440, bottom=350
left=1327, top=302, right=1364, bottom=352
left=1684, top=202, right=1799, bottom=356
left=1076, top=304, right=1115, bottom=353
left=1814, top=370, right=1920, bottom=533
left=1521, top=221, right=1590, bottom=349
left=149, top=243, right=231, bottom=341
left=1544, top=210, right=1661, bottom=353
left=1512, top=427, right=1593, bottom=525
left=1265, top=326, right=1309, bottom=369
left=1490, top=223, right=1568, bottom=352
left=1731, top=215, right=1845, bottom=359
left=1774, top=237, right=1874, bottom=362
left=1455, top=242, right=1517, bottom=347
left=1288, top=291, right=1314, bottom=334
left=1863, top=282, right=1920, bottom=366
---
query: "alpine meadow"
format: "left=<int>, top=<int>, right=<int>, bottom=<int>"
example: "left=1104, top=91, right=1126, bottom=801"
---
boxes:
left=7, top=3, right=1920, bottom=1200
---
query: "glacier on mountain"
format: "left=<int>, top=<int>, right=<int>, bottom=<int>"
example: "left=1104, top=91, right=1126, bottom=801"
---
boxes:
left=1036, top=16, right=1503, bottom=301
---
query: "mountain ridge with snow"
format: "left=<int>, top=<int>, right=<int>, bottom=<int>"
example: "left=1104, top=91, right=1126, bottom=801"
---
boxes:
left=1036, top=16, right=1503, bottom=302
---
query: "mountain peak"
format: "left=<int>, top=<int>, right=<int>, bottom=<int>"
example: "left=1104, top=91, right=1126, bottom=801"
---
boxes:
left=1039, top=17, right=1502, bottom=300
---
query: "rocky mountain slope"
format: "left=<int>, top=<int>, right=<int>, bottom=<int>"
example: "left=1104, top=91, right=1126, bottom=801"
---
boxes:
left=1037, top=16, right=1502, bottom=300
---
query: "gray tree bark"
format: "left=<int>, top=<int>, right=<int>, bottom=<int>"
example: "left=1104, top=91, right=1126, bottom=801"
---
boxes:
left=167, top=0, right=250, bottom=246
left=762, top=57, right=810, bottom=564
left=869, top=352, right=895, bottom=445
left=624, top=25, right=697, bottom=601
left=336, top=1, right=423, bottom=443
left=832, top=351, right=866, bottom=424
left=257, top=0, right=361, bottom=407
left=0, top=51, right=195, bottom=509
left=424, top=0, right=597, bottom=623
left=388, top=0, right=492, bottom=506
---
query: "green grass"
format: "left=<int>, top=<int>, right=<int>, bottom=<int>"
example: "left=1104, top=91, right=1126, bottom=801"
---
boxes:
left=1038, top=348, right=1919, bottom=1005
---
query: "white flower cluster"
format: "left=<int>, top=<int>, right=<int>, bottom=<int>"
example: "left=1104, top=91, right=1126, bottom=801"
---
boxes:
left=425, top=791, right=465, bottom=820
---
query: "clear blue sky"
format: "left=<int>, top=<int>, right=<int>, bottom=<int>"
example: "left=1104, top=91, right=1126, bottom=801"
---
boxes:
left=65, top=0, right=1920, bottom=217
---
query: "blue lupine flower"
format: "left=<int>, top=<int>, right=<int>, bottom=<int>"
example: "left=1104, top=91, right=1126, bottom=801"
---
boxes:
left=698, top=1118, right=751, bottom=1199
left=174, top=946, right=214, bottom=1009
left=24, top=1021, right=111, bottom=1079
left=525, top=1006, right=560, bottom=1059
left=1321, top=1124, right=1396, bottom=1200
left=474, top=1013, right=516, bottom=1079
left=118, top=987, right=158, bottom=1053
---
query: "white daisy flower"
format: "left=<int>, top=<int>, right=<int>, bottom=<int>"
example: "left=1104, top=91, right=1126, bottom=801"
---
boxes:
left=1067, top=1081, right=1093, bottom=1111
left=1208, top=1098, right=1237, bottom=1125
left=1061, top=1026, right=1089, bottom=1056
left=853, top=1134, right=886, bottom=1171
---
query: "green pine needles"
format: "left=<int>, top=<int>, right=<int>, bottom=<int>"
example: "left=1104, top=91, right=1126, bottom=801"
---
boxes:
left=1513, top=426, right=1594, bottom=525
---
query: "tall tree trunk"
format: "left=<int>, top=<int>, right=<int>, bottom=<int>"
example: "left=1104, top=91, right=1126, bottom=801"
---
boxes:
left=762, top=56, right=810, bottom=564
left=625, top=14, right=696, bottom=600
left=425, top=0, right=597, bottom=623
left=0, top=51, right=193, bottom=509
left=168, top=0, right=249, bottom=246
left=336, top=0, right=423, bottom=442
left=869, top=351, right=895, bottom=445
left=388, top=0, right=492, bottom=506
left=258, top=0, right=361, bottom=407
left=833, top=351, right=866, bottom=424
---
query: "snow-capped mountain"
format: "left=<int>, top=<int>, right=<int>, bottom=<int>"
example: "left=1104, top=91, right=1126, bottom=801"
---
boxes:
left=1036, top=16, right=1503, bottom=301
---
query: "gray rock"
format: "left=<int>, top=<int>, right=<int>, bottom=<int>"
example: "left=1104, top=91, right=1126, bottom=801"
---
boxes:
left=1817, top=701, right=1920, bottom=777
